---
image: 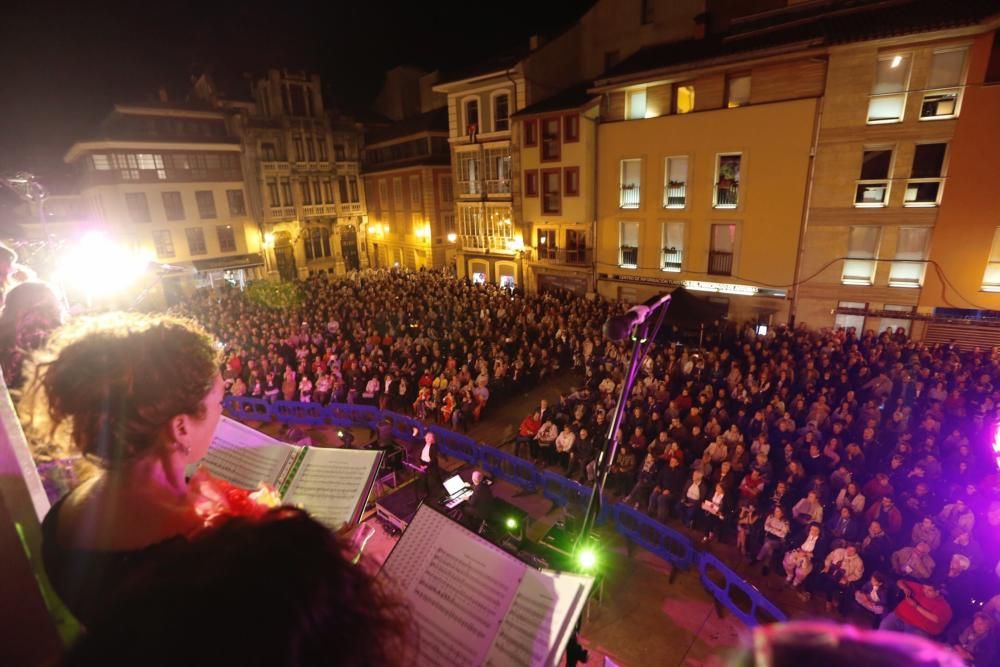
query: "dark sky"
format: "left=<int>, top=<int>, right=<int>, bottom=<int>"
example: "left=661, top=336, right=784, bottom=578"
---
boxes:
left=0, top=0, right=593, bottom=182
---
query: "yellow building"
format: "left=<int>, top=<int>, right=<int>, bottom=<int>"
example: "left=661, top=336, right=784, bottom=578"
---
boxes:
left=591, top=49, right=824, bottom=320
left=515, top=87, right=599, bottom=295
left=792, top=7, right=1000, bottom=335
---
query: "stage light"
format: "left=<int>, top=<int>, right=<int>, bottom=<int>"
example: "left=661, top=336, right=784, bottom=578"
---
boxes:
left=53, top=231, right=153, bottom=303
left=505, top=517, right=518, bottom=530
left=992, top=422, right=1000, bottom=470
left=576, top=547, right=598, bottom=572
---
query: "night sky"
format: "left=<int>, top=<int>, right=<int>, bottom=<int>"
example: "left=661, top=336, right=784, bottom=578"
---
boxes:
left=0, top=0, right=592, bottom=184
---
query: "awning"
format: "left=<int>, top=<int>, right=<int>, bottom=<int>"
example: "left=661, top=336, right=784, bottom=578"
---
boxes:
left=192, top=253, right=264, bottom=272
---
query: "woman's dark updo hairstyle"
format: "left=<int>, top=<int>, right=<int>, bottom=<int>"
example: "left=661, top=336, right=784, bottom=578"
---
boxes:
left=21, top=312, right=219, bottom=465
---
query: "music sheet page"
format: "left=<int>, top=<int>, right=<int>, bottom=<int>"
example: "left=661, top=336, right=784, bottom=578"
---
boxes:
left=485, top=569, right=594, bottom=667
left=281, top=447, right=380, bottom=529
left=381, top=506, right=526, bottom=667
left=195, top=417, right=294, bottom=489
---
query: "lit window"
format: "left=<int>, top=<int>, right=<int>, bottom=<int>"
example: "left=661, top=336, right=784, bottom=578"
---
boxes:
left=842, top=226, right=881, bottom=285
left=92, top=154, right=111, bottom=170
left=921, top=48, right=967, bottom=119
left=541, top=118, right=561, bottom=161
left=868, top=53, right=911, bottom=123
left=537, top=229, right=557, bottom=260
left=619, top=221, right=639, bottom=268
left=726, top=74, right=751, bottom=108
left=465, top=98, right=479, bottom=132
left=626, top=88, right=647, bottom=120
left=835, top=302, right=867, bottom=332
left=673, top=82, right=695, bottom=114
left=904, top=143, right=946, bottom=206
left=888, top=227, right=929, bottom=287
left=664, top=156, right=688, bottom=208
left=620, top=159, right=641, bottom=209
left=855, top=148, right=893, bottom=206
left=493, top=94, right=510, bottom=132
left=216, top=225, right=237, bottom=253
left=714, top=154, right=741, bottom=208
left=661, top=222, right=684, bottom=272
left=542, top=170, right=561, bottom=214
left=982, top=228, right=1000, bottom=292
left=152, top=230, right=175, bottom=258
left=709, top=224, right=736, bottom=276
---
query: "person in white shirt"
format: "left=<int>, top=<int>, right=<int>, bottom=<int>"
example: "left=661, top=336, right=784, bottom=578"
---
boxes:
left=554, top=424, right=576, bottom=472
left=783, top=523, right=823, bottom=589
left=535, top=420, right=558, bottom=466
left=756, top=506, right=790, bottom=574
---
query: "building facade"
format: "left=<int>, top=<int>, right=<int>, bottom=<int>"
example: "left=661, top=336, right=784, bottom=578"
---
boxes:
left=591, top=50, right=824, bottom=321
left=362, top=108, right=454, bottom=271
left=63, top=104, right=262, bottom=303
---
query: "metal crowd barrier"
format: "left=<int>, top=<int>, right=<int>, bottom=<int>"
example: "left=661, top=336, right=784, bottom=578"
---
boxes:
left=222, top=396, right=787, bottom=627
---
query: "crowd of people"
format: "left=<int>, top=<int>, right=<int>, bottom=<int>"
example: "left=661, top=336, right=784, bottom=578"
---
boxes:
left=3, top=258, right=1000, bottom=665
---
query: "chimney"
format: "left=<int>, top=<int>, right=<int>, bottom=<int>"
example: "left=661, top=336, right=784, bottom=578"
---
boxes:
left=158, top=86, right=169, bottom=103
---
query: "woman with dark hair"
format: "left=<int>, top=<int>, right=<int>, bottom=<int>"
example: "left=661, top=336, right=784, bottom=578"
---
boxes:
left=62, top=508, right=412, bottom=667
left=0, top=281, right=64, bottom=390
left=20, top=313, right=232, bottom=625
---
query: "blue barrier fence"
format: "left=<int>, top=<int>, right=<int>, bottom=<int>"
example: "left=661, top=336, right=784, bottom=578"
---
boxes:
left=223, top=396, right=787, bottom=627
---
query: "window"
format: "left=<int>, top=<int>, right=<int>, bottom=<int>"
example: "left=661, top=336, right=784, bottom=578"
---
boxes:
left=714, top=154, right=741, bottom=208
left=322, top=179, right=334, bottom=204
left=393, top=177, right=403, bottom=209
left=335, top=144, right=346, bottom=161
left=855, top=148, right=893, bottom=206
left=339, top=177, right=349, bottom=204
left=114, top=154, right=139, bottom=180
left=185, top=227, right=207, bottom=255
left=409, top=175, right=422, bottom=208
left=195, top=190, right=217, bottom=219
left=261, top=142, right=277, bottom=161
left=136, top=153, right=166, bottom=179
left=266, top=179, right=280, bottom=208
left=835, top=302, right=867, bottom=332
left=626, top=88, right=647, bottom=120
left=842, top=226, right=881, bottom=285
left=566, top=229, right=587, bottom=264
left=619, top=221, right=639, bottom=268
left=152, top=230, right=175, bottom=258
left=564, top=115, right=579, bottom=142
left=983, top=228, right=1000, bottom=291
left=640, top=0, right=653, bottom=24
left=317, top=138, right=328, bottom=162
left=888, top=227, right=929, bottom=287
left=905, top=143, right=946, bottom=206
left=541, top=118, right=561, bottom=161
left=280, top=178, right=293, bottom=207
left=525, top=170, right=538, bottom=197
left=226, top=189, right=246, bottom=216
left=921, top=48, right=967, bottom=119
left=493, top=93, right=510, bottom=132
left=293, top=135, right=305, bottom=162
left=306, top=136, right=316, bottom=162
left=620, top=159, right=641, bottom=208
left=216, top=225, right=237, bottom=252
left=92, top=154, right=111, bottom=170
left=484, top=147, right=511, bottom=193
left=537, top=229, right=557, bottom=260
left=161, top=191, right=184, bottom=221
left=457, top=152, right=481, bottom=195
left=305, top=227, right=332, bottom=260
left=524, top=120, right=537, bottom=147
left=673, top=82, right=695, bottom=114
left=868, top=53, right=911, bottom=123
left=464, top=98, right=479, bottom=133
left=312, top=178, right=322, bottom=206
left=879, top=305, right=914, bottom=335
left=565, top=167, right=580, bottom=196
left=661, top=222, right=685, bottom=272
left=440, top=175, right=453, bottom=204
left=709, top=224, right=736, bottom=276
left=300, top=180, right=312, bottom=206
left=125, top=192, right=151, bottom=223
left=542, top=169, right=561, bottom=215
left=987, top=31, right=1000, bottom=84
left=347, top=176, right=360, bottom=203
left=664, top=156, right=688, bottom=208
left=378, top=180, right=389, bottom=209
left=726, top=74, right=751, bottom=108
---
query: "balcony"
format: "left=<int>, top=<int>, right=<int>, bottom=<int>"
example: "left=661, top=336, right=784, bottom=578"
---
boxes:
left=535, top=248, right=593, bottom=265
left=266, top=206, right=296, bottom=220
left=261, top=161, right=290, bottom=173
left=485, top=178, right=511, bottom=195
left=663, top=182, right=687, bottom=208
left=303, top=205, right=337, bottom=217
left=708, top=250, right=734, bottom=276
left=714, top=183, right=739, bottom=208
left=619, top=246, right=638, bottom=268
left=339, top=202, right=363, bottom=214
left=458, top=180, right=482, bottom=196
left=619, top=184, right=640, bottom=209
left=661, top=248, right=682, bottom=272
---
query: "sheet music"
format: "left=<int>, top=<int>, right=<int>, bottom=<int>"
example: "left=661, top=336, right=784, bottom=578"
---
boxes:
left=193, top=417, right=294, bottom=489
left=281, top=447, right=381, bottom=529
left=485, top=569, right=593, bottom=667
left=382, top=505, right=527, bottom=667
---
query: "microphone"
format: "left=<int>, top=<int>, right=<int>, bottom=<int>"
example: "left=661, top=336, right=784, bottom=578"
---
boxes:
left=603, top=292, right=672, bottom=341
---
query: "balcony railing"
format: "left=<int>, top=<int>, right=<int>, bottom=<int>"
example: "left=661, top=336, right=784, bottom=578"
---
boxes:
left=261, top=161, right=290, bottom=172
left=714, top=183, right=739, bottom=208
left=458, top=180, right=482, bottom=196
left=537, top=248, right=592, bottom=265
left=302, top=205, right=336, bottom=217
left=485, top=178, right=511, bottom=195
left=619, top=184, right=640, bottom=209
left=661, top=248, right=682, bottom=272
left=708, top=250, right=734, bottom=276
left=339, top=202, right=363, bottom=214
left=620, top=246, right=638, bottom=268
left=266, top=206, right=296, bottom=220
left=663, top=182, right=686, bottom=208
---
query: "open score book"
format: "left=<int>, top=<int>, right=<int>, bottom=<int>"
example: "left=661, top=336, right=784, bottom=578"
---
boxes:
left=193, top=417, right=382, bottom=529
left=381, top=504, right=594, bottom=667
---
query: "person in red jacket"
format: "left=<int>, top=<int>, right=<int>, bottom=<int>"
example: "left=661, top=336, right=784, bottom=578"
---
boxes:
left=515, top=411, right=542, bottom=459
left=879, top=580, right=952, bottom=638
left=865, top=496, right=903, bottom=537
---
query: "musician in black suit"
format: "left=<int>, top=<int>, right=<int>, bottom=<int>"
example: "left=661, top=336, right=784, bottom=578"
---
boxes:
left=462, top=471, right=495, bottom=528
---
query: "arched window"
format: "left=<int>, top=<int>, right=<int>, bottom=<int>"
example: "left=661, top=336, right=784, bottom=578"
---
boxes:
left=305, top=226, right=332, bottom=260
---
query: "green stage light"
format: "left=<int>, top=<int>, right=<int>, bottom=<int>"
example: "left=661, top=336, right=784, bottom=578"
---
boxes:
left=505, top=517, right=518, bottom=530
left=577, top=547, right=598, bottom=572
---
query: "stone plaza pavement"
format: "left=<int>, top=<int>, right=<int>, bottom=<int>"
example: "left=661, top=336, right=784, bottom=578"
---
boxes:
left=248, top=370, right=839, bottom=666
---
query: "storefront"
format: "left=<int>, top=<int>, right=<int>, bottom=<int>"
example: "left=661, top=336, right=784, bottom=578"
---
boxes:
left=192, top=253, right=266, bottom=290
left=462, top=254, right=521, bottom=288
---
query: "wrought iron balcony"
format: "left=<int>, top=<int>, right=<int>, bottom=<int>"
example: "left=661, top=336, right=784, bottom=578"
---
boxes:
left=661, top=247, right=682, bottom=272
left=619, top=184, right=640, bottom=209
left=714, top=182, right=739, bottom=208
left=663, top=182, right=686, bottom=208
left=619, top=245, right=639, bottom=268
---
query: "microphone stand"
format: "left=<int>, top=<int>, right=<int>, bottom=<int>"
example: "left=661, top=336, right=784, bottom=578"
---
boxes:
left=573, top=297, right=671, bottom=563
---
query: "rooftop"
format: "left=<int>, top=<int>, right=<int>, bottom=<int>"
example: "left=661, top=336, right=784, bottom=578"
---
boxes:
left=512, top=84, right=598, bottom=118
left=365, top=107, right=449, bottom=146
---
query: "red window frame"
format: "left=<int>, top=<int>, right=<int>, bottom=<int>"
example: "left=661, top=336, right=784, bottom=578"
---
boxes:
left=541, top=117, right=561, bottom=161
left=523, top=119, right=538, bottom=147
left=563, top=114, right=579, bottom=143
left=524, top=169, right=539, bottom=197
left=564, top=167, right=580, bottom=196
left=541, top=168, right=561, bottom=215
